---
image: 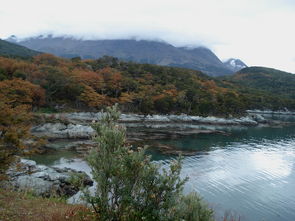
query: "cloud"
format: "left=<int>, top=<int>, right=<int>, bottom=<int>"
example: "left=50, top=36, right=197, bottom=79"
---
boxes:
left=0, top=0, right=295, bottom=72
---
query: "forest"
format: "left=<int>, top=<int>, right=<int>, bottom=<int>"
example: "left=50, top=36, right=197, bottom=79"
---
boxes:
left=0, top=54, right=295, bottom=120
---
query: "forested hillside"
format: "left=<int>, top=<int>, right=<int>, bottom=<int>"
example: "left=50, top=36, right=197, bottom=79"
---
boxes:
left=226, top=67, right=295, bottom=99
left=0, top=55, right=294, bottom=117
left=0, top=39, right=40, bottom=58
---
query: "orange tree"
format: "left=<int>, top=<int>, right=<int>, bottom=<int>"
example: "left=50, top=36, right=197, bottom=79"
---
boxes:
left=0, top=78, right=45, bottom=178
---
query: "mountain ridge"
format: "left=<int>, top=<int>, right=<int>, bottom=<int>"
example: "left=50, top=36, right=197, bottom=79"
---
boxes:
left=7, top=36, right=234, bottom=76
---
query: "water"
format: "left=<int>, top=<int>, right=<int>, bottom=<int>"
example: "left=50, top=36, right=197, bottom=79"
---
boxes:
left=29, top=124, right=295, bottom=221
left=154, top=125, right=295, bottom=221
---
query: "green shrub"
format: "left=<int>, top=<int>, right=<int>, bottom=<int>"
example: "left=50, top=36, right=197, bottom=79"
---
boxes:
left=68, top=172, right=88, bottom=190
left=85, top=104, right=214, bottom=220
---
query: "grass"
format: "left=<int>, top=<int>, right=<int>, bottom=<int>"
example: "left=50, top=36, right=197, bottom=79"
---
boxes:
left=0, top=189, right=243, bottom=221
left=0, top=189, right=95, bottom=221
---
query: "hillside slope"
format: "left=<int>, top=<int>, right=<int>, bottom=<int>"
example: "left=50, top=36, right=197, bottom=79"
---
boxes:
left=226, top=66, right=295, bottom=99
left=0, top=39, right=40, bottom=58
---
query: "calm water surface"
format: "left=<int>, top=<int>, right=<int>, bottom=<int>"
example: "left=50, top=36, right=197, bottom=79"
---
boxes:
left=30, top=124, right=295, bottom=221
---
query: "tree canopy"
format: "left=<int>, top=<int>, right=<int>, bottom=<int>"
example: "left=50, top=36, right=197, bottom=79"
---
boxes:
left=0, top=55, right=294, bottom=116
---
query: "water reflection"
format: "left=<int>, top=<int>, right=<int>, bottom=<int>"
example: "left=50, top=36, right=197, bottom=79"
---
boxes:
left=251, top=151, right=292, bottom=178
left=175, top=135, right=295, bottom=221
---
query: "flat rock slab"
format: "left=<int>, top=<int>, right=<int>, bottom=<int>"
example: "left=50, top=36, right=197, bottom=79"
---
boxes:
left=3, top=159, right=93, bottom=198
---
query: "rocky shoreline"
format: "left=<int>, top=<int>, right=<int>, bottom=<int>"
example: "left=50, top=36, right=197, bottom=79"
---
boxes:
left=1, top=158, right=93, bottom=198
left=32, top=123, right=95, bottom=140
left=37, top=112, right=264, bottom=126
left=32, top=112, right=270, bottom=140
left=3, top=111, right=294, bottom=200
left=246, top=110, right=295, bottom=116
left=30, top=112, right=290, bottom=156
left=31, top=122, right=232, bottom=141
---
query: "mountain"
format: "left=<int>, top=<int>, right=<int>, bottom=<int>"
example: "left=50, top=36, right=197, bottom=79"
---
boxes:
left=8, top=36, right=233, bottom=76
left=0, top=39, right=40, bottom=58
left=223, top=58, right=247, bottom=72
left=226, top=66, right=295, bottom=99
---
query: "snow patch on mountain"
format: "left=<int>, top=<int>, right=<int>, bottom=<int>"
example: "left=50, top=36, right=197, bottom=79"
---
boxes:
left=224, top=58, right=247, bottom=72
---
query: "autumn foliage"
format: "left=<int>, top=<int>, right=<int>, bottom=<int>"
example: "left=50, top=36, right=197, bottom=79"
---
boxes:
left=0, top=54, right=294, bottom=118
left=0, top=79, right=44, bottom=145
left=0, top=78, right=45, bottom=176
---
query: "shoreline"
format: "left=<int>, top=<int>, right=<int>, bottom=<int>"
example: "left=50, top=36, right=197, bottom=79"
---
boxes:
left=31, top=111, right=295, bottom=141
left=246, top=110, right=295, bottom=116
left=29, top=111, right=295, bottom=156
left=36, top=111, right=263, bottom=126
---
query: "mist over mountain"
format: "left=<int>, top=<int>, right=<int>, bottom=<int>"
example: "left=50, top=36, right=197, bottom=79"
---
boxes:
left=8, top=36, right=235, bottom=76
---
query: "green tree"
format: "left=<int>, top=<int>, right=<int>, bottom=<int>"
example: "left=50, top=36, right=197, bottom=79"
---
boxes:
left=85, top=104, right=214, bottom=220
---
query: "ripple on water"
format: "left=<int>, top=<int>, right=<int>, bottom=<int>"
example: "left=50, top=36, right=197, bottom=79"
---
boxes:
left=178, top=136, right=295, bottom=221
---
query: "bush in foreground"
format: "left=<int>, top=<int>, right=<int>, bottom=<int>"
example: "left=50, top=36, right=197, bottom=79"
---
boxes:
left=85, top=104, right=214, bottom=220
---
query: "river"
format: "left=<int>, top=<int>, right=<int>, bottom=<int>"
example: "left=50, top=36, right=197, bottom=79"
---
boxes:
left=29, top=123, right=295, bottom=221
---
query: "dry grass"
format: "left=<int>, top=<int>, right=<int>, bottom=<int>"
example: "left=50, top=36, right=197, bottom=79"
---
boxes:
left=0, top=189, right=243, bottom=221
left=0, top=189, right=95, bottom=221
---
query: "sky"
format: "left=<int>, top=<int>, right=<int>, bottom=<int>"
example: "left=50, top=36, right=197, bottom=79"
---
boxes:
left=1, top=0, right=295, bottom=73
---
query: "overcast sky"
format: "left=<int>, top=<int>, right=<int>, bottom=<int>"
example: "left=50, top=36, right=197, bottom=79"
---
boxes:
left=1, top=0, right=295, bottom=73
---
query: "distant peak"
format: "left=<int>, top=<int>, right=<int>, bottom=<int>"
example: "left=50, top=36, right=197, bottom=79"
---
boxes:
left=224, top=58, right=247, bottom=72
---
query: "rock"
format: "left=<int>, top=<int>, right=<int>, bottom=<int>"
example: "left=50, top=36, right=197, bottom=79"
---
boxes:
left=14, top=176, right=53, bottom=196
left=21, top=158, right=37, bottom=167
left=144, top=114, right=171, bottom=122
left=43, top=112, right=103, bottom=124
left=64, top=140, right=96, bottom=153
left=65, top=124, right=95, bottom=139
left=155, top=144, right=198, bottom=156
left=67, top=185, right=96, bottom=205
left=31, top=123, right=95, bottom=139
left=250, top=114, right=267, bottom=123
left=45, top=140, right=96, bottom=154
left=32, top=112, right=264, bottom=141
left=127, top=128, right=229, bottom=142
left=120, top=113, right=143, bottom=122
left=39, top=112, right=262, bottom=126
left=234, top=116, right=258, bottom=126
left=33, top=123, right=68, bottom=132
left=2, top=159, right=93, bottom=198
left=247, top=109, right=295, bottom=116
left=168, top=114, right=193, bottom=122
